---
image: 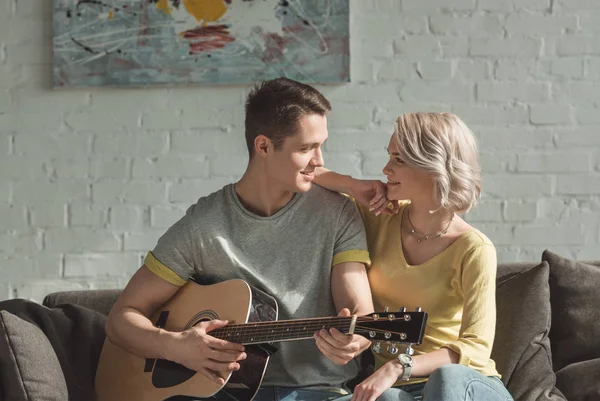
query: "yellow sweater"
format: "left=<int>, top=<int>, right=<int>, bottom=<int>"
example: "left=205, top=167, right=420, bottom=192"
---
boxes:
left=357, top=201, right=500, bottom=386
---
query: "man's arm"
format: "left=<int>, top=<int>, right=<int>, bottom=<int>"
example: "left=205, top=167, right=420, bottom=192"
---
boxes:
left=331, top=261, right=373, bottom=316
left=105, top=265, right=246, bottom=384
left=314, top=261, right=374, bottom=365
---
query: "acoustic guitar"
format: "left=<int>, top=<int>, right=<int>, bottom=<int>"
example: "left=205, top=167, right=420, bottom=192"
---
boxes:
left=95, top=279, right=428, bottom=401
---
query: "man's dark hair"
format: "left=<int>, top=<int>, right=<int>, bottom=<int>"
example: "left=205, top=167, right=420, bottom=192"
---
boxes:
left=244, top=77, right=331, bottom=157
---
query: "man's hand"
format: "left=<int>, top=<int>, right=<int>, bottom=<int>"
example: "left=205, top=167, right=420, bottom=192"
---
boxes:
left=314, top=308, right=371, bottom=365
left=352, top=360, right=403, bottom=401
left=169, top=319, right=247, bottom=385
left=347, top=179, right=398, bottom=216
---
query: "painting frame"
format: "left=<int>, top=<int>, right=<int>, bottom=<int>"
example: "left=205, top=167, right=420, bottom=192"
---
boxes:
left=52, top=0, right=350, bottom=87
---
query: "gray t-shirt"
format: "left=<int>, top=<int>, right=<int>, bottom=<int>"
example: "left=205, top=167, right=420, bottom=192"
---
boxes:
left=150, top=184, right=370, bottom=388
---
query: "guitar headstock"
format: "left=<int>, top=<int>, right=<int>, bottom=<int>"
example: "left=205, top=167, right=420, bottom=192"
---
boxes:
left=354, top=307, right=427, bottom=346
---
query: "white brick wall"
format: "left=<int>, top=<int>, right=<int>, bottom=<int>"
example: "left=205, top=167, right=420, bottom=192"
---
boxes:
left=1, top=0, right=600, bottom=302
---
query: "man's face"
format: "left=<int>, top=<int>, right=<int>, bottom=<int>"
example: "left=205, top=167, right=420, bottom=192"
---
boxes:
left=266, top=113, right=328, bottom=193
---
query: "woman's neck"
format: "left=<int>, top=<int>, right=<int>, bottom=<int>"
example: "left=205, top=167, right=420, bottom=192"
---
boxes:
left=405, top=203, right=455, bottom=237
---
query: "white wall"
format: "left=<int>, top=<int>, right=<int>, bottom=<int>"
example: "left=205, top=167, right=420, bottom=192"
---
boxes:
left=1, top=0, right=600, bottom=301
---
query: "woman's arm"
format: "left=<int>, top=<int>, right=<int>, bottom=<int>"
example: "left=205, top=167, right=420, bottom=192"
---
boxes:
left=314, top=167, right=356, bottom=194
left=314, top=167, right=393, bottom=215
left=392, top=348, right=459, bottom=377
left=438, top=245, right=498, bottom=368
left=352, top=348, right=459, bottom=401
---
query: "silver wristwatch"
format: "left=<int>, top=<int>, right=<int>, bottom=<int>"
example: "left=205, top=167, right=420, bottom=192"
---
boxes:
left=397, top=354, right=413, bottom=381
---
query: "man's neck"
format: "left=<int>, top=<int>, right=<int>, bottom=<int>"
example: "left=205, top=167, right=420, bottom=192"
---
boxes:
left=234, top=163, right=297, bottom=217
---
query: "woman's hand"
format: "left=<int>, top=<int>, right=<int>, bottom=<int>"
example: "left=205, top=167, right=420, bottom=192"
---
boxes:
left=348, top=179, right=398, bottom=215
left=352, top=360, right=403, bottom=401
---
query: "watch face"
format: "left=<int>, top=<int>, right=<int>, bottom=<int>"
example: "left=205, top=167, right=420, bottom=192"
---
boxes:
left=399, top=354, right=412, bottom=364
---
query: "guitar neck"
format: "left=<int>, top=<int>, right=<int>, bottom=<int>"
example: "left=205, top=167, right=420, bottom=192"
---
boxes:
left=209, top=316, right=354, bottom=345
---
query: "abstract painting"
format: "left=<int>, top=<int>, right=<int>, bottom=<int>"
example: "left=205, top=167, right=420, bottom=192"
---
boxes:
left=52, top=0, right=349, bottom=87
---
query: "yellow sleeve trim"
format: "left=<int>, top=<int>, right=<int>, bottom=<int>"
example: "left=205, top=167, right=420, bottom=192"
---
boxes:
left=144, top=251, right=187, bottom=287
left=332, top=250, right=371, bottom=267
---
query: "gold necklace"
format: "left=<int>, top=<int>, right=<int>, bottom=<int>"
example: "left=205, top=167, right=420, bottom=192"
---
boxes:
left=406, top=206, right=454, bottom=243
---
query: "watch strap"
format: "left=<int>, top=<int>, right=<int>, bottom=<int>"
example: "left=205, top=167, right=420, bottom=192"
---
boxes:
left=400, top=363, right=412, bottom=381
left=397, top=355, right=413, bottom=381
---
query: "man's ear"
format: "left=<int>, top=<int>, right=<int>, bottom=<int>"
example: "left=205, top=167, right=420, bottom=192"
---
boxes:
left=254, top=135, right=271, bottom=157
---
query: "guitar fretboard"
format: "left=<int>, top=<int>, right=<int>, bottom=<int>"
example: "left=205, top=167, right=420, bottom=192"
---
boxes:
left=210, top=317, right=353, bottom=345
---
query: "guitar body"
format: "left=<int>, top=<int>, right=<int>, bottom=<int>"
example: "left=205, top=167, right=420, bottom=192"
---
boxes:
left=95, top=279, right=278, bottom=401
left=95, top=279, right=428, bottom=401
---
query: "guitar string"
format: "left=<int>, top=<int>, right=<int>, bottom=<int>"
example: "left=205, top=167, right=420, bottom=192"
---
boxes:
left=211, top=319, right=417, bottom=336
left=213, top=322, right=351, bottom=335
left=213, top=326, right=414, bottom=337
left=194, top=313, right=422, bottom=342
left=213, top=323, right=411, bottom=335
left=212, top=323, right=351, bottom=340
left=212, top=321, right=412, bottom=336
left=207, top=315, right=411, bottom=329
left=219, top=331, right=415, bottom=344
left=209, top=315, right=416, bottom=333
left=212, top=325, right=416, bottom=342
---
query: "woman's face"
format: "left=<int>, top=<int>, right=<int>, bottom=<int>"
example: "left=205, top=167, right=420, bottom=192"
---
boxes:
left=382, top=135, right=435, bottom=203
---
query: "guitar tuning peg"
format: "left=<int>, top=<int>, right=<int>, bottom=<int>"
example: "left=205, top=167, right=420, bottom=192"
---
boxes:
left=371, top=341, right=382, bottom=354
left=398, top=306, right=406, bottom=312
left=384, top=306, right=389, bottom=312
left=387, top=343, right=399, bottom=355
left=405, top=344, right=414, bottom=356
left=415, top=307, right=422, bottom=312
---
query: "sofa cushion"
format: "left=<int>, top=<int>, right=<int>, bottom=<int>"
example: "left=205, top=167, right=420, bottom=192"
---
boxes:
left=0, top=310, right=69, bottom=401
left=542, top=250, right=600, bottom=371
left=492, top=261, right=566, bottom=401
left=0, top=298, right=107, bottom=401
left=555, top=358, right=600, bottom=401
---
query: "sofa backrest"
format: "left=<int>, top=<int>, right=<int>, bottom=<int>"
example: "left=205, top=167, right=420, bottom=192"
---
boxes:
left=42, top=260, right=591, bottom=401
left=43, top=289, right=121, bottom=317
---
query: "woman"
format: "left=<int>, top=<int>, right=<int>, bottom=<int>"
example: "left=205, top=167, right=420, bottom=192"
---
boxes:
left=314, top=112, right=513, bottom=401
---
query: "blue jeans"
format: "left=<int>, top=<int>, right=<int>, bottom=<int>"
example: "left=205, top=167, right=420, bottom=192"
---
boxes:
left=337, top=365, right=513, bottom=401
left=253, top=386, right=350, bottom=401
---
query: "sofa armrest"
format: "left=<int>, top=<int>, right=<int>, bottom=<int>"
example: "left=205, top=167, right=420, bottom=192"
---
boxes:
left=42, top=289, right=121, bottom=317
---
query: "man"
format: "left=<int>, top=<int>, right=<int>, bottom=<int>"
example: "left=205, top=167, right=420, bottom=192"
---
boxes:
left=105, top=77, right=374, bottom=400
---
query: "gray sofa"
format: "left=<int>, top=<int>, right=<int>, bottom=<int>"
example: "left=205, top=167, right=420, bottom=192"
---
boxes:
left=1, top=250, right=599, bottom=401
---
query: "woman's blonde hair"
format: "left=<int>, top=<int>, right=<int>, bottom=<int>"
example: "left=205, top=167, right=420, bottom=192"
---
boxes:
left=393, top=112, right=481, bottom=214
